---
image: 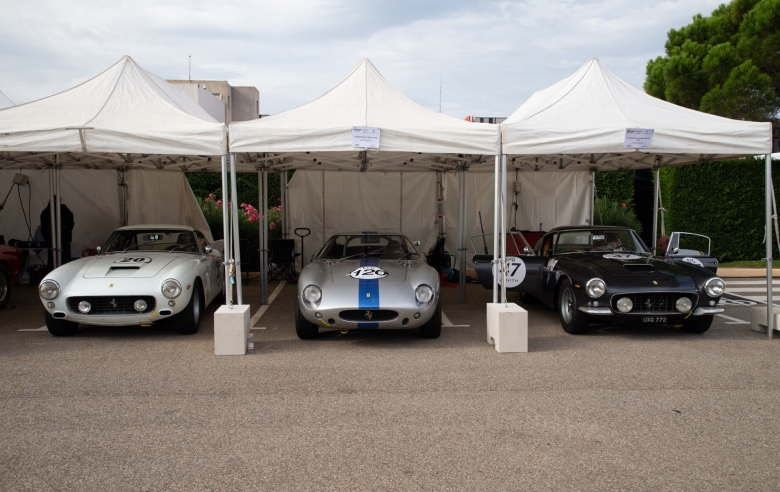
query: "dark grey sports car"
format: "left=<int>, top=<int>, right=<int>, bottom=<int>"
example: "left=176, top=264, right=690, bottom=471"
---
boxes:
left=473, top=226, right=725, bottom=334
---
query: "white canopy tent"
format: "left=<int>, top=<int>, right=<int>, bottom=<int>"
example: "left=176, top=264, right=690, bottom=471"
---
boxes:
left=498, top=59, right=774, bottom=335
left=0, top=90, right=14, bottom=110
left=0, top=57, right=228, bottom=290
left=230, top=59, right=501, bottom=304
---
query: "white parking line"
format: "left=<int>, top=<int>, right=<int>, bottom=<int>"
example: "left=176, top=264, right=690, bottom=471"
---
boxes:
left=18, top=326, right=49, bottom=332
left=442, top=312, right=470, bottom=328
left=716, top=314, right=750, bottom=324
left=250, top=281, right=286, bottom=327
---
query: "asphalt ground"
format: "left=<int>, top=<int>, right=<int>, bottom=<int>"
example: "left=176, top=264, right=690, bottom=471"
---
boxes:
left=1, top=279, right=779, bottom=491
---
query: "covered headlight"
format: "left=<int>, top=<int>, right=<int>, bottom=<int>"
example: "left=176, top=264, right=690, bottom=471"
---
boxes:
left=616, top=297, right=633, bottom=313
left=585, top=278, right=606, bottom=298
left=161, top=279, right=182, bottom=299
left=415, top=284, right=434, bottom=305
left=675, top=297, right=692, bottom=313
left=78, top=301, right=91, bottom=314
left=39, top=280, right=60, bottom=300
left=302, top=285, right=322, bottom=308
left=704, top=277, right=725, bottom=297
left=134, top=299, right=148, bottom=312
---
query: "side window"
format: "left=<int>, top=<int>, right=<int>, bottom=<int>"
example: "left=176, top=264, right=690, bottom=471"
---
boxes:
left=195, top=231, right=208, bottom=252
left=541, top=234, right=557, bottom=257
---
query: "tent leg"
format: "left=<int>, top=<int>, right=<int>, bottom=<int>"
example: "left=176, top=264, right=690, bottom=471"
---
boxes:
left=259, top=171, right=267, bottom=305
left=492, top=156, right=500, bottom=304
left=589, top=170, right=595, bottom=225
left=262, top=170, right=269, bottom=304
left=220, top=155, right=232, bottom=305
left=652, top=165, right=659, bottom=255
left=55, top=159, right=62, bottom=267
left=501, top=154, right=508, bottom=304
left=48, top=165, right=56, bottom=269
left=281, top=170, right=288, bottom=239
left=230, top=153, right=243, bottom=305
left=458, top=166, right=467, bottom=303
left=766, top=154, right=773, bottom=339
left=437, top=171, right=446, bottom=238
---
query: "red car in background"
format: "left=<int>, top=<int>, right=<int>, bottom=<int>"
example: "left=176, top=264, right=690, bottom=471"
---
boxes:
left=0, top=244, right=22, bottom=309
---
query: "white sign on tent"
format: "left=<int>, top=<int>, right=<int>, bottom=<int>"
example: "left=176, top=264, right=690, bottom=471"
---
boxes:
left=352, top=126, right=380, bottom=149
left=623, top=128, right=654, bottom=148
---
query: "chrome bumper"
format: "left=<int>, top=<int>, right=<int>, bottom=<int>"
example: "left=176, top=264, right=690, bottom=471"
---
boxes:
left=578, top=307, right=613, bottom=315
left=692, top=307, right=724, bottom=316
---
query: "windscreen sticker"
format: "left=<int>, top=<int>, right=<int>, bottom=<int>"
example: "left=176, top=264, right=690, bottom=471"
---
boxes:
left=547, top=259, right=558, bottom=270
left=114, top=257, right=152, bottom=264
left=681, top=257, right=704, bottom=267
left=498, top=257, right=526, bottom=288
left=602, top=253, right=642, bottom=261
left=349, top=266, right=388, bottom=280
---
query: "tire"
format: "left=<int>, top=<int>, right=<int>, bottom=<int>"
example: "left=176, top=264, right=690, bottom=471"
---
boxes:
left=44, top=310, right=78, bottom=336
left=420, top=298, right=442, bottom=339
left=518, top=292, right=537, bottom=305
left=295, top=300, right=319, bottom=339
left=682, top=315, right=713, bottom=334
left=173, top=282, right=202, bottom=335
left=557, top=278, right=590, bottom=334
left=0, top=264, right=10, bottom=310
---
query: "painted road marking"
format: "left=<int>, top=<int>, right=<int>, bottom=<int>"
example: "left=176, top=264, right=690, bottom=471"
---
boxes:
left=716, top=314, right=750, bottom=325
left=250, top=281, right=286, bottom=327
left=442, top=312, right=470, bottom=328
left=18, top=326, right=49, bottom=332
left=726, top=287, right=780, bottom=293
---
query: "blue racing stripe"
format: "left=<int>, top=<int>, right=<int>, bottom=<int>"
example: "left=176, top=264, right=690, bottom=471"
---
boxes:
left=358, top=257, right=380, bottom=309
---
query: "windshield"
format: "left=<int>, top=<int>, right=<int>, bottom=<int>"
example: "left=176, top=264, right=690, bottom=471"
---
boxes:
left=317, top=234, right=420, bottom=260
left=102, top=230, right=199, bottom=253
left=554, top=229, right=648, bottom=254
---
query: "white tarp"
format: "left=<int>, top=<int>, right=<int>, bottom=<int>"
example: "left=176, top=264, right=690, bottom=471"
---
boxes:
left=0, top=56, right=226, bottom=157
left=287, top=170, right=590, bottom=270
left=230, top=59, right=500, bottom=172
left=0, top=169, right=211, bottom=263
left=0, top=89, right=13, bottom=110
left=502, top=59, right=773, bottom=170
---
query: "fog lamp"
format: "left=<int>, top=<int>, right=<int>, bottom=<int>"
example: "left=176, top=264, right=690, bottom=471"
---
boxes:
left=134, top=299, right=147, bottom=312
left=675, top=297, right=692, bottom=313
left=315, top=312, right=323, bottom=319
left=78, top=301, right=91, bottom=314
left=616, top=297, right=633, bottom=313
left=709, top=300, right=716, bottom=306
left=47, top=302, right=55, bottom=309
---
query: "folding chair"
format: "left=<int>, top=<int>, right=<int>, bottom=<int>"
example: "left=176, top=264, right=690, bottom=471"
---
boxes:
left=268, top=239, right=299, bottom=281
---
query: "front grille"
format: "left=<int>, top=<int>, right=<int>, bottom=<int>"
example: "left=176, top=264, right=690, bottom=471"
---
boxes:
left=610, top=292, right=697, bottom=314
left=67, top=296, right=156, bottom=315
left=339, top=310, right=398, bottom=322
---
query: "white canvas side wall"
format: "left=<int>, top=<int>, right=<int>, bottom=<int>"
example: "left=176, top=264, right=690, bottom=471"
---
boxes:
left=0, top=169, right=122, bottom=262
left=127, top=170, right=213, bottom=241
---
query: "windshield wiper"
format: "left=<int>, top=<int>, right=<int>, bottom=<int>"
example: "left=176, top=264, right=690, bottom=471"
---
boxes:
left=121, top=239, right=160, bottom=254
left=168, top=243, right=196, bottom=253
left=396, top=252, right=418, bottom=263
left=338, top=251, right=383, bottom=263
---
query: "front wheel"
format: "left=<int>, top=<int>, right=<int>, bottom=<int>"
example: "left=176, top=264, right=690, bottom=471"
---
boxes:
left=295, top=300, right=319, bottom=339
left=682, top=315, right=713, bottom=334
left=173, top=283, right=202, bottom=335
left=0, top=264, right=10, bottom=310
left=45, top=310, right=78, bottom=336
left=419, top=298, right=442, bottom=339
left=557, top=279, right=590, bottom=334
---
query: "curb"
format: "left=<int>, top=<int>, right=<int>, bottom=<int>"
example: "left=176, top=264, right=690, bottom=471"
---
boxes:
left=717, top=267, right=780, bottom=278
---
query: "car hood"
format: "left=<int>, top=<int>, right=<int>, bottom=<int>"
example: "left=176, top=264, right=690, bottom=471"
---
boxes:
left=329, top=258, right=408, bottom=284
left=566, top=253, right=689, bottom=278
left=83, top=253, right=179, bottom=278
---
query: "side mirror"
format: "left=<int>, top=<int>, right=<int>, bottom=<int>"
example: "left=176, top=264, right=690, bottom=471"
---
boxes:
left=413, top=241, right=421, bottom=246
left=523, top=246, right=532, bottom=255
left=96, top=246, right=101, bottom=254
left=204, top=246, right=213, bottom=253
left=672, top=247, right=679, bottom=254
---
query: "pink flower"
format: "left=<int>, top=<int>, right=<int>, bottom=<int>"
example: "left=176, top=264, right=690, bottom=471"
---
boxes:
left=621, top=203, right=627, bottom=209
left=269, top=222, right=276, bottom=230
left=215, top=200, right=222, bottom=206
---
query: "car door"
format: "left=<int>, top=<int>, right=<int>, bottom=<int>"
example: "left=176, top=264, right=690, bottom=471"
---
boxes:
left=196, top=231, right=222, bottom=301
left=659, top=232, right=718, bottom=274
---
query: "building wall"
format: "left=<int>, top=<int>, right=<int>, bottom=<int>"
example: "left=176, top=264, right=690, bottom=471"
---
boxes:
left=169, top=83, right=226, bottom=123
left=167, top=79, right=259, bottom=124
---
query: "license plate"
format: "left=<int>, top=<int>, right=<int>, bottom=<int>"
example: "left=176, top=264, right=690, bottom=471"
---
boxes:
left=642, top=316, right=667, bottom=323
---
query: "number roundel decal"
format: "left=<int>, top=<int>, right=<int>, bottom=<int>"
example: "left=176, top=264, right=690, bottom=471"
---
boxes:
left=681, top=257, right=704, bottom=267
left=602, top=253, right=642, bottom=261
left=114, top=257, right=152, bottom=264
left=349, top=267, right=388, bottom=280
left=498, top=257, right=526, bottom=288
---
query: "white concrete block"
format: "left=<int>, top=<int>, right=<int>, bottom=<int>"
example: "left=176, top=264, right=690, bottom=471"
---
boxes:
left=486, top=303, right=528, bottom=353
left=749, top=306, right=780, bottom=333
left=214, top=304, right=251, bottom=355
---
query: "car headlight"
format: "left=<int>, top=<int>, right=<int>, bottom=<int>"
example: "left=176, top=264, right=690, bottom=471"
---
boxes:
left=616, top=297, right=633, bottom=313
left=161, top=279, right=182, bottom=299
left=415, top=284, right=434, bottom=306
left=585, top=278, right=606, bottom=298
left=39, top=280, right=60, bottom=300
left=704, top=277, right=725, bottom=297
left=302, top=285, right=322, bottom=308
left=675, top=297, right=692, bottom=313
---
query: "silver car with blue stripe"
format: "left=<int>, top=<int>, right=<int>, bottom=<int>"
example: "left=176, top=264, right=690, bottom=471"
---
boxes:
left=295, top=233, right=442, bottom=339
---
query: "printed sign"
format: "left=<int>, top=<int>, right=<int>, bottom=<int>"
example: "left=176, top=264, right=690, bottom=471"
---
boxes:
left=435, top=198, right=445, bottom=219
left=349, top=266, right=388, bottom=280
left=603, top=253, right=642, bottom=261
left=498, top=257, right=526, bottom=288
left=352, top=126, right=381, bottom=149
left=681, top=257, right=704, bottom=267
left=114, top=257, right=152, bottom=264
left=624, top=128, right=654, bottom=148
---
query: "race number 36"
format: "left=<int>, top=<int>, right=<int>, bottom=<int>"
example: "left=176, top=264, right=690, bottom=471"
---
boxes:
left=498, top=257, right=526, bottom=288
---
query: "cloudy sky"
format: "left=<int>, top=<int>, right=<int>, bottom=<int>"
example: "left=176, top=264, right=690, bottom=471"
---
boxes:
left=1, top=0, right=722, bottom=117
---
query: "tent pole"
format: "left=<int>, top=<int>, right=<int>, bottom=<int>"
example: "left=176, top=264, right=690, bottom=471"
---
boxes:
left=55, top=159, right=62, bottom=267
left=258, top=171, right=267, bottom=305
left=590, top=169, right=595, bottom=226
left=458, top=166, right=467, bottom=303
left=766, top=154, right=773, bottom=339
left=652, top=165, right=659, bottom=255
left=262, top=170, right=269, bottom=305
left=220, top=155, right=231, bottom=305
left=48, top=165, right=56, bottom=269
left=281, top=170, right=287, bottom=239
left=492, top=156, right=500, bottom=303
left=230, top=153, right=243, bottom=305
left=437, top=172, right=445, bottom=238
left=501, top=154, right=508, bottom=304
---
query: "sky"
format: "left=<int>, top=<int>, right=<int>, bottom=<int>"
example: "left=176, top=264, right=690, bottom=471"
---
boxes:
left=0, top=0, right=724, bottom=118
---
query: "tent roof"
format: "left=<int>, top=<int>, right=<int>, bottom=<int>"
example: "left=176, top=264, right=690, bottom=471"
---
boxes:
left=229, top=59, right=500, bottom=173
left=501, top=59, right=773, bottom=171
left=0, top=89, right=13, bottom=110
left=0, top=56, right=227, bottom=170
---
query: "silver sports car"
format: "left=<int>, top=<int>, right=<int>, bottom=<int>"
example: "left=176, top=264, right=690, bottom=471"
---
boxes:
left=295, top=232, right=442, bottom=339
